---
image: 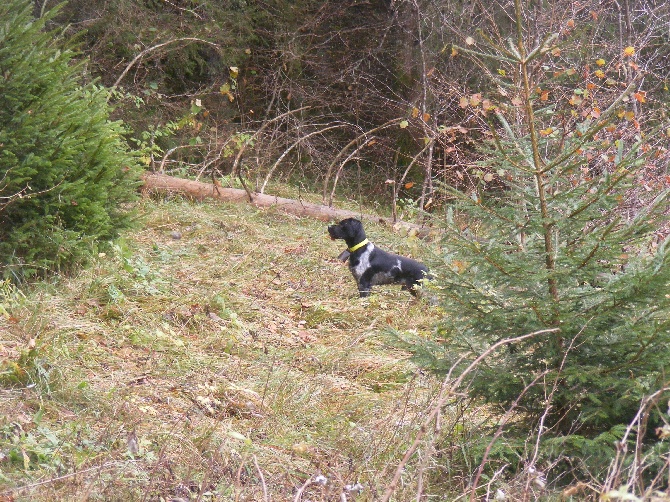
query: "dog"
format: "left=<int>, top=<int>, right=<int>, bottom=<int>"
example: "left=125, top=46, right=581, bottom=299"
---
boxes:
left=328, top=218, right=429, bottom=297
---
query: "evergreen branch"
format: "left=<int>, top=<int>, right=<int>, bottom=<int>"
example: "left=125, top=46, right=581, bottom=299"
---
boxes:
left=443, top=184, right=516, bottom=224
left=577, top=218, right=620, bottom=270
left=493, top=111, right=535, bottom=172
left=541, top=78, right=641, bottom=175
left=523, top=33, right=559, bottom=65
left=567, top=169, right=630, bottom=220
left=477, top=31, right=518, bottom=60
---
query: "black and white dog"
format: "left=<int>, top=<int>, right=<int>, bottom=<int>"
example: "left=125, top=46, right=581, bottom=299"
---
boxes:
left=328, top=218, right=429, bottom=298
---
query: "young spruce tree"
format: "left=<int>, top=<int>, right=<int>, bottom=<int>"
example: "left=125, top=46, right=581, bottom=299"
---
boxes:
left=399, top=0, right=670, bottom=486
left=0, top=0, right=141, bottom=279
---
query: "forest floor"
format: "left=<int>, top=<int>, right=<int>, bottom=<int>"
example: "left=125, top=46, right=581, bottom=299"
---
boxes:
left=0, top=194, right=467, bottom=501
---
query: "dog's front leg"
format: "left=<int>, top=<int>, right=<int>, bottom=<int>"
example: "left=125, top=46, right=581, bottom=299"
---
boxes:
left=358, top=280, right=372, bottom=298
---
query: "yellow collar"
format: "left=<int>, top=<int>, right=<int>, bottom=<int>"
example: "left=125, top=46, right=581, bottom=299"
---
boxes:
left=348, top=239, right=369, bottom=252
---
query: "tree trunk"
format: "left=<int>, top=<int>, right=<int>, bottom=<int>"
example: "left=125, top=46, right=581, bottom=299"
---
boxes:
left=142, top=173, right=431, bottom=237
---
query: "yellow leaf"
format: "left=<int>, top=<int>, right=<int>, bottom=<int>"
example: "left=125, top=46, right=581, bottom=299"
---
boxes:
left=399, top=120, right=409, bottom=129
left=568, top=95, right=582, bottom=106
left=459, top=96, right=469, bottom=108
left=624, top=110, right=635, bottom=121
left=596, top=59, right=606, bottom=66
left=465, top=36, right=475, bottom=45
left=22, top=449, right=30, bottom=470
left=228, top=430, right=249, bottom=442
left=551, top=48, right=561, bottom=57
left=411, top=107, right=419, bottom=118
left=565, top=68, right=577, bottom=76
left=497, top=69, right=506, bottom=76
left=451, top=47, right=458, bottom=57
left=292, top=443, right=310, bottom=455
left=594, top=69, right=606, bottom=79
left=540, top=127, right=553, bottom=136
left=623, top=46, right=635, bottom=57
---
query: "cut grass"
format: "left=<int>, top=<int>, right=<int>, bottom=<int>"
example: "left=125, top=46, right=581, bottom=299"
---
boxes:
left=0, top=196, right=446, bottom=501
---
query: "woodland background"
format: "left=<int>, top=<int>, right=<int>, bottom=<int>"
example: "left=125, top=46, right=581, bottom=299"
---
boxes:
left=47, top=0, right=668, bottom=214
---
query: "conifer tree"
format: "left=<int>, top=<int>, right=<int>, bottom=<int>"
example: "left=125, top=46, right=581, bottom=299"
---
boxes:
left=399, top=0, right=670, bottom=483
left=0, top=0, right=141, bottom=279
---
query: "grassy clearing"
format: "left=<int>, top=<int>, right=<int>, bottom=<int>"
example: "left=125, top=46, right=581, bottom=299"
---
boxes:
left=0, top=196, right=447, bottom=501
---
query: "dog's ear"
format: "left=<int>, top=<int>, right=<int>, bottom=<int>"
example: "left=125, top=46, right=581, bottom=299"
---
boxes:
left=338, top=250, right=350, bottom=262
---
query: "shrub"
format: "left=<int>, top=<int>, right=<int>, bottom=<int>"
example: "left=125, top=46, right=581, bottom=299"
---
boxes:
left=395, top=1, right=670, bottom=494
left=0, top=0, right=141, bottom=279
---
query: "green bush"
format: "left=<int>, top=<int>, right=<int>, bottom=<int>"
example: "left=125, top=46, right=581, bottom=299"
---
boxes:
left=0, top=0, right=141, bottom=279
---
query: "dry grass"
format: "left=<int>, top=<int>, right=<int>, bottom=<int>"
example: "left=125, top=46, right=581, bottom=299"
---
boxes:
left=0, top=195, right=446, bottom=501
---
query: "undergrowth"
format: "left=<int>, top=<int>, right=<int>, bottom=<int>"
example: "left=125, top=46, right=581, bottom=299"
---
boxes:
left=0, top=196, right=445, bottom=501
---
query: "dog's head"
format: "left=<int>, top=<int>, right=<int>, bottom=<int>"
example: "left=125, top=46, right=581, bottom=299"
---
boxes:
left=327, top=218, right=365, bottom=244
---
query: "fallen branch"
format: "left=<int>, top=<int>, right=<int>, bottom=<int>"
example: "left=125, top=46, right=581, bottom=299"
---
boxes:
left=142, top=173, right=433, bottom=237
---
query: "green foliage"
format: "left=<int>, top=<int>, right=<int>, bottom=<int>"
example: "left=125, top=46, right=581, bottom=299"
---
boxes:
left=0, top=0, right=142, bottom=279
left=398, top=7, right=670, bottom=488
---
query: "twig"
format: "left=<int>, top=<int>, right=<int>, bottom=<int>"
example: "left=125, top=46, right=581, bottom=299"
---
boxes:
left=253, top=455, right=269, bottom=502
left=109, top=38, right=220, bottom=99
left=234, top=455, right=248, bottom=502
left=5, top=460, right=141, bottom=495
left=260, top=123, right=349, bottom=194
left=293, top=476, right=313, bottom=502
left=380, top=328, right=559, bottom=502
left=322, top=118, right=402, bottom=205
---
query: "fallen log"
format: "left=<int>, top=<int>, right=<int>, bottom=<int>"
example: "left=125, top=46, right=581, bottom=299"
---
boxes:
left=142, top=172, right=434, bottom=237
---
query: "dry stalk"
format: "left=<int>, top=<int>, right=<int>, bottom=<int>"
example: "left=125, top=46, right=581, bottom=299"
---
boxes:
left=253, top=455, right=269, bottom=502
left=380, top=328, right=559, bottom=502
